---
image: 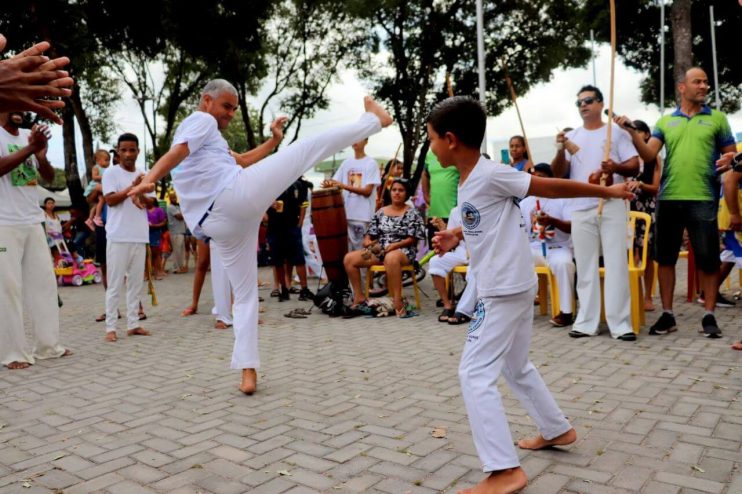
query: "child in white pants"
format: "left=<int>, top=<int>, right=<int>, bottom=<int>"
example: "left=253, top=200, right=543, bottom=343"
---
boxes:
left=130, top=79, right=392, bottom=394
left=428, top=97, right=633, bottom=494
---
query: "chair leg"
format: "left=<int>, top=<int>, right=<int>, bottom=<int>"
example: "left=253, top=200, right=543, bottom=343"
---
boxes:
left=537, top=274, right=548, bottom=316
left=412, top=276, right=421, bottom=309
left=629, top=275, right=641, bottom=334
left=365, top=270, right=372, bottom=299
left=548, top=273, right=559, bottom=318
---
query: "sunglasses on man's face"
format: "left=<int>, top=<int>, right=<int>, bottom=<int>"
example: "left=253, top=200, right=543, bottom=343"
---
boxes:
left=575, top=96, right=600, bottom=107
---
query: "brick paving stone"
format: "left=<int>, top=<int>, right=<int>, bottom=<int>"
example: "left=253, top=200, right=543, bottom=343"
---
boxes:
left=1, top=266, right=739, bottom=493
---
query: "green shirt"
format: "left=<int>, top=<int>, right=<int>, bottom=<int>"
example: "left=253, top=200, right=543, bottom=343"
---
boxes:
left=425, top=151, right=459, bottom=218
left=652, top=106, right=735, bottom=201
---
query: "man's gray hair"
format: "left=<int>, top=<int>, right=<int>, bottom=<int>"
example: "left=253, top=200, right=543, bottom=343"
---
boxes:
left=201, top=79, right=238, bottom=98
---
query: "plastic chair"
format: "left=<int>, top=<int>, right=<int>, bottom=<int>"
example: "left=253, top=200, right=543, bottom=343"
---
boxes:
left=365, top=264, right=421, bottom=309
left=599, top=211, right=652, bottom=334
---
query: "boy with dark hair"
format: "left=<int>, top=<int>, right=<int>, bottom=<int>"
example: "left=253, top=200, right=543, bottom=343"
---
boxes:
left=430, top=96, right=633, bottom=494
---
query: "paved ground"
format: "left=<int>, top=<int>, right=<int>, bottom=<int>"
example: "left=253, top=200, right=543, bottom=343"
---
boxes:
left=1, top=265, right=741, bottom=494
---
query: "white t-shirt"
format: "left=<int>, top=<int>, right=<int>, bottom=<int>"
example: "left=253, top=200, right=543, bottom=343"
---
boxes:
left=102, top=165, right=151, bottom=243
left=446, top=205, right=467, bottom=258
left=170, top=111, right=240, bottom=231
left=332, top=156, right=381, bottom=222
left=564, top=123, right=637, bottom=211
left=0, top=127, right=44, bottom=226
left=519, top=196, right=572, bottom=249
left=458, top=157, right=535, bottom=297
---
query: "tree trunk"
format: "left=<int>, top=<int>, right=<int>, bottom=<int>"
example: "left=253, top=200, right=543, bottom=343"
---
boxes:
left=62, top=107, right=87, bottom=211
left=237, top=82, right=257, bottom=149
left=671, top=0, right=693, bottom=103
left=410, top=139, right=429, bottom=194
left=69, top=87, right=95, bottom=181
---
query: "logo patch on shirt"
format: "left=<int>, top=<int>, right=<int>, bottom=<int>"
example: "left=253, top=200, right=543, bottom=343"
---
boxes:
left=697, top=120, right=713, bottom=127
left=461, top=202, right=481, bottom=230
left=667, top=120, right=681, bottom=128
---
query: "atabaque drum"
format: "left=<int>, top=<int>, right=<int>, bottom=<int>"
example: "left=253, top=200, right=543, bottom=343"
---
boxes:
left=311, top=187, right=348, bottom=283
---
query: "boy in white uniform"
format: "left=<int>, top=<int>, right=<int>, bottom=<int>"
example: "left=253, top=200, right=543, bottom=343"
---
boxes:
left=0, top=112, right=69, bottom=369
left=103, top=133, right=156, bottom=341
left=518, top=163, right=576, bottom=327
left=129, top=79, right=392, bottom=394
left=430, top=97, right=633, bottom=494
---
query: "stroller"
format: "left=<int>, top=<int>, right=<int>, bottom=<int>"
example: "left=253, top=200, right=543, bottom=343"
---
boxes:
left=50, top=232, right=102, bottom=286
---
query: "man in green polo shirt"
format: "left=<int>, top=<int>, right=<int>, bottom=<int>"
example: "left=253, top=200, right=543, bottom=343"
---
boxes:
left=422, top=150, right=459, bottom=247
left=617, top=67, right=737, bottom=338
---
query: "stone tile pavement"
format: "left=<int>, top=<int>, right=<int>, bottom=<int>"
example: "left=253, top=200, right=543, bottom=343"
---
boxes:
left=1, top=265, right=741, bottom=493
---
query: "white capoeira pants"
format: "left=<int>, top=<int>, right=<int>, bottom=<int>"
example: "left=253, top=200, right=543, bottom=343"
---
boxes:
left=456, top=271, right=478, bottom=317
left=530, top=244, right=575, bottom=315
left=459, top=287, right=572, bottom=471
left=209, top=242, right=233, bottom=325
left=571, top=199, right=632, bottom=337
left=201, top=112, right=382, bottom=369
left=0, top=224, right=66, bottom=366
left=428, top=246, right=467, bottom=278
left=105, top=242, right=146, bottom=332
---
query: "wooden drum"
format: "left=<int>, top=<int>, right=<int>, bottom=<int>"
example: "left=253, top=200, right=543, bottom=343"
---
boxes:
left=311, top=187, right=348, bottom=283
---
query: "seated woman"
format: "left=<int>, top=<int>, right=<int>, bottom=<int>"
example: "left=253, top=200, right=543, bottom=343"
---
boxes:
left=343, top=178, right=426, bottom=318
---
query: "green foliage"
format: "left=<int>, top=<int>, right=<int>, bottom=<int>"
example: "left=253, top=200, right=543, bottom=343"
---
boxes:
left=581, top=0, right=742, bottom=113
left=38, top=168, right=67, bottom=191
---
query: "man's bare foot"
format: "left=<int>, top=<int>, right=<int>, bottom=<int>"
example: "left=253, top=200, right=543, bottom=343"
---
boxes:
left=518, top=428, right=577, bottom=450
left=127, top=327, right=151, bottom=336
left=105, top=332, right=118, bottom=342
left=458, top=467, right=527, bottom=494
left=6, top=361, right=31, bottom=369
left=240, top=368, right=257, bottom=395
left=214, top=320, right=231, bottom=330
left=732, top=341, right=742, bottom=351
left=364, top=96, right=393, bottom=128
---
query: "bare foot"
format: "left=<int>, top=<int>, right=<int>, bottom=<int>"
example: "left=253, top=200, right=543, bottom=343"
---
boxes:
left=518, top=428, right=577, bottom=450
left=240, top=368, right=257, bottom=395
left=458, top=467, right=527, bottom=494
left=61, top=349, right=73, bottom=357
left=732, top=341, right=742, bottom=351
left=214, top=320, right=231, bottom=330
left=6, top=361, right=31, bottom=369
left=644, top=299, right=656, bottom=311
left=105, top=332, right=118, bottom=342
left=258, top=319, right=264, bottom=325
left=363, top=96, right=393, bottom=128
left=181, top=306, right=197, bottom=317
left=127, top=327, right=151, bottom=336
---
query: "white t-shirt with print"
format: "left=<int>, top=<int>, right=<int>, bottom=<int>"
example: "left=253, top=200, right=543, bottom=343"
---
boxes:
left=518, top=196, right=572, bottom=249
left=332, top=156, right=381, bottom=222
left=103, top=165, right=151, bottom=243
left=170, top=111, right=240, bottom=231
left=0, top=127, right=44, bottom=226
left=564, top=122, right=637, bottom=211
left=458, top=157, right=535, bottom=297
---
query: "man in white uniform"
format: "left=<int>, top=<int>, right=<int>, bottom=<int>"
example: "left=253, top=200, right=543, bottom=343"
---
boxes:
left=0, top=112, right=69, bottom=369
left=519, top=163, right=576, bottom=327
left=129, top=79, right=392, bottom=394
left=323, top=138, right=381, bottom=251
left=551, top=85, right=639, bottom=341
left=103, top=133, right=156, bottom=342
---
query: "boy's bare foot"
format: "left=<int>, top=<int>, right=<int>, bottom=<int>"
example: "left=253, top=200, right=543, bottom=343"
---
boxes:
left=105, top=332, right=118, bottom=342
left=240, top=368, right=257, bottom=395
left=181, top=306, right=197, bottom=317
left=364, top=96, right=393, bottom=128
left=127, top=327, right=151, bottom=336
left=61, top=349, right=72, bottom=357
left=458, top=467, right=527, bottom=494
left=84, top=218, right=95, bottom=231
left=6, top=361, right=31, bottom=369
left=644, top=299, right=655, bottom=311
left=214, top=320, right=231, bottom=330
left=518, top=428, right=577, bottom=450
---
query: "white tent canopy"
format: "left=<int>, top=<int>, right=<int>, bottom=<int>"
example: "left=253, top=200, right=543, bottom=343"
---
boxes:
left=37, top=186, right=71, bottom=208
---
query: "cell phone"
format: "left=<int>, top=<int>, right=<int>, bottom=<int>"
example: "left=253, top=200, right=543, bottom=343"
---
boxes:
left=500, top=149, right=510, bottom=165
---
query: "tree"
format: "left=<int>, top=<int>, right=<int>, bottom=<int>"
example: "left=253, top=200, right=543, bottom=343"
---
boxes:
left=582, top=0, right=742, bottom=113
left=358, top=0, right=592, bottom=186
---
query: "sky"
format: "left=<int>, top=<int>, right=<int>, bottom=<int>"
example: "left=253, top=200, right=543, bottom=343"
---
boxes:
left=45, top=44, right=742, bottom=179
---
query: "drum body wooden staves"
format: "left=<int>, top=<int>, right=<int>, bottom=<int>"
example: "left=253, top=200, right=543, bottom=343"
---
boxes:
left=311, top=188, right=348, bottom=283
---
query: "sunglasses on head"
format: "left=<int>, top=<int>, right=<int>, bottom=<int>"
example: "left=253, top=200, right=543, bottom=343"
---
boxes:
left=575, top=96, right=600, bottom=107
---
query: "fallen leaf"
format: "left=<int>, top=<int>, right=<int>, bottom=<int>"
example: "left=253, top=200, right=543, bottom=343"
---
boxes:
left=52, top=453, right=66, bottom=461
left=180, top=393, right=192, bottom=399
left=21, top=481, right=32, bottom=488
left=277, top=469, right=292, bottom=476
left=431, top=427, right=447, bottom=438
left=691, top=465, right=705, bottom=473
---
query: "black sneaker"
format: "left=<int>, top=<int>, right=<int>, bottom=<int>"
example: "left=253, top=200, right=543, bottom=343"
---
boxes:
left=298, top=288, right=315, bottom=302
left=278, top=287, right=290, bottom=302
left=568, top=330, right=590, bottom=338
left=549, top=312, right=573, bottom=327
left=649, top=312, right=677, bottom=335
left=701, top=314, right=722, bottom=338
left=716, top=294, right=735, bottom=308
left=617, top=333, right=637, bottom=341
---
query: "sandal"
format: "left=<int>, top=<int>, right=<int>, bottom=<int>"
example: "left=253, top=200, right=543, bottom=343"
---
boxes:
left=270, top=289, right=280, bottom=297
left=395, top=307, right=418, bottom=319
left=438, top=308, right=454, bottom=322
left=288, top=286, right=301, bottom=294
left=181, top=306, right=197, bottom=317
left=448, top=312, right=471, bottom=325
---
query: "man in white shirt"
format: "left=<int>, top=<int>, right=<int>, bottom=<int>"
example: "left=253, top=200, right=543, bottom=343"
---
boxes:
left=102, top=133, right=156, bottom=342
left=551, top=85, right=639, bottom=341
left=128, top=79, right=392, bottom=395
left=323, top=138, right=381, bottom=251
left=0, top=111, right=70, bottom=369
left=519, top=163, right=576, bottom=327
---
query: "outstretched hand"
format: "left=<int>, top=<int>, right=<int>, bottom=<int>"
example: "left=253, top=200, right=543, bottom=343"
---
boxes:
left=269, top=116, right=288, bottom=141
left=605, top=182, right=635, bottom=201
left=432, top=229, right=458, bottom=255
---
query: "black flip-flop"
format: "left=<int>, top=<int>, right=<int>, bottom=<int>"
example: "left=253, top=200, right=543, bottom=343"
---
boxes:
left=448, top=312, right=471, bottom=325
left=438, top=308, right=454, bottom=322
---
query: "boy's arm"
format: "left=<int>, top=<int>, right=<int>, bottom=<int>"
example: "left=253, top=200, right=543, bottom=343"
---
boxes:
left=528, top=176, right=634, bottom=200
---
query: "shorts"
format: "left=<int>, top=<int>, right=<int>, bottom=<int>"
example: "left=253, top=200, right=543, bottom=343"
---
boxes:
left=267, top=227, right=305, bottom=267
left=655, top=200, right=720, bottom=273
left=149, top=230, right=162, bottom=248
left=95, top=225, right=107, bottom=264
